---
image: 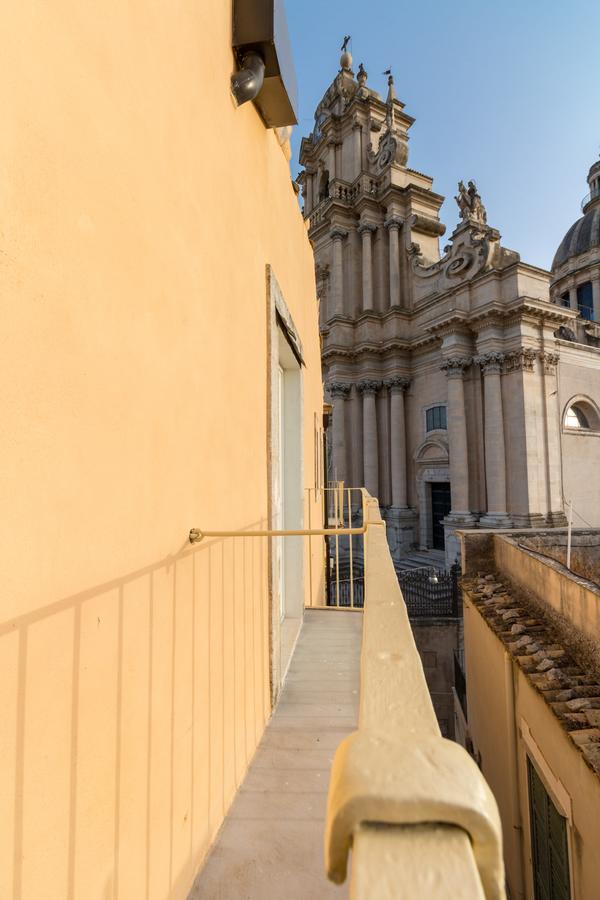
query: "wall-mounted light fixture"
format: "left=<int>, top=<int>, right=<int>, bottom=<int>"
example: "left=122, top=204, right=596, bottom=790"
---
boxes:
left=231, top=0, right=298, bottom=127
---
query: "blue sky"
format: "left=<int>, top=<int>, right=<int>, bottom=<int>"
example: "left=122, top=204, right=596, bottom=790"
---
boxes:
left=286, top=0, right=600, bottom=270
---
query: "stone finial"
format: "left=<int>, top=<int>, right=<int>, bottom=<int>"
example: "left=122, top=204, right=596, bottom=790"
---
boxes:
left=340, top=35, right=352, bottom=71
left=440, top=357, right=472, bottom=378
left=386, top=71, right=396, bottom=104
left=357, top=63, right=368, bottom=87
left=358, top=379, right=382, bottom=395
left=455, top=180, right=488, bottom=227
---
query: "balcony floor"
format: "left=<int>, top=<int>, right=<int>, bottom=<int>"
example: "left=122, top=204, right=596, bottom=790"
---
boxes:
left=189, top=608, right=362, bottom=900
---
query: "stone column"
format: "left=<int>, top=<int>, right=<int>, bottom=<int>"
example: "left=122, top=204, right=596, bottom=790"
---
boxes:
left=569, top=283, right=578, bottom=312
left=475, top=353, right=512, bottom=527
left=592, top=273, right=600, bottom=322
left=328, top=382, right=351, bottom=484
left=329, top=228, right=347, bottom=317
left=539, top=350, right=567, bottom=525
left=306, top=171, right=314, bottom=213
left=385, top=376, right=410, bottom=507
left=358, top=380, right=381, bottom=499
left=441, top=358, right=476, bottom=523
left=327, top=140, right=336, bottom=180
left=358, top=222, right=377, bottom=312
left=385, top=217, right=402, bottom=309
left=353, top=121, right=362, bottom=174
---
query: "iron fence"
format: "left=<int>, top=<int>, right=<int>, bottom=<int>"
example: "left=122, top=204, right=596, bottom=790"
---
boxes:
left=396, top=563, right=461, bottom=618
left=454, top=651, right=467, bottom=718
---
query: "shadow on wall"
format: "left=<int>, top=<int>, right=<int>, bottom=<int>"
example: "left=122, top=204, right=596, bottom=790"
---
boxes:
left=3, top=523, right=270, bottom=900
left=521, top=533, right=600, bottom=585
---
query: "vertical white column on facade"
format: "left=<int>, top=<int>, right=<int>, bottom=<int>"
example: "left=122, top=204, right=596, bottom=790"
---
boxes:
left=569, top=283, right=578, bottom=312
left=475, top=353, right=512, bottom=526
left=359, top=380, right=381, bottom=499
left=329, top=229, right=347, bottom=316
left=327, top=140, right=336, bottom=181
left=358, top=223, right=376, bottom=312
left=385, top=217, right=402, bottom=309
left=592, top=273, right=600, bottom=322
left=441, top=358, right=474, bottom=519
left=353, top=122, right=362, bottom=176
left=328, top=382, right=351, bottom=484
left=306, top=171, right=314, bottom=213
left=539, top=350, right=565, bottom=523
left=385, top=376, right=410, bottom=508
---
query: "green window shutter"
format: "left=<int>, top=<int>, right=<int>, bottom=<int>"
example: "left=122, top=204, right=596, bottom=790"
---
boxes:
left=527, top=758, right=571, bottom=900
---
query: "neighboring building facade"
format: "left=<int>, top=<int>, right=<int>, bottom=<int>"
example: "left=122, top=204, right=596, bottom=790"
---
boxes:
left=550, top=158, right=600, bottom=530
left=299, top=51, right=600, bottom=566
left=0, top=3, right=325, bottom=899
left=459, top=529, right=600, bottom=900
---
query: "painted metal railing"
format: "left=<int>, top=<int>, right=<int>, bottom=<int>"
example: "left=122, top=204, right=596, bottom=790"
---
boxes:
left=190, top=482, right=368, bottom=609
left=305, top=483, right=366, bottom=610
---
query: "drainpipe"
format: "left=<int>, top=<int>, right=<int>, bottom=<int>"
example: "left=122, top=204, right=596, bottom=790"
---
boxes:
left=504, top=651, right=526, bottom=900
left=231, top=51, right=265, bottom=107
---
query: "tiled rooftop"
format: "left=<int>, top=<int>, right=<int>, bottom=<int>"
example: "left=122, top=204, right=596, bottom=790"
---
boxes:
left=463, top=573, right=600, bottom=776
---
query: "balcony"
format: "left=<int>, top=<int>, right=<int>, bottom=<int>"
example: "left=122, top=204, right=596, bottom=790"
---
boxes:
left=189, top=492, right=504, bottom=899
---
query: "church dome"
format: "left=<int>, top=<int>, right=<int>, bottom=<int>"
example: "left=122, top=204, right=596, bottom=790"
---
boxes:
left=552, top=158, right=600, bottom=272
left=552, top=205, right=600, bottom=271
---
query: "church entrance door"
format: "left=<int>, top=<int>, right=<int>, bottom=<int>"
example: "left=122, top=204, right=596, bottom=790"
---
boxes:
left=431, top=482, right=451, bottom=550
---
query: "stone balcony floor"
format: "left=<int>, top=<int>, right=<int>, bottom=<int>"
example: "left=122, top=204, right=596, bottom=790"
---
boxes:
left=189, top=608, right=362, bottom=900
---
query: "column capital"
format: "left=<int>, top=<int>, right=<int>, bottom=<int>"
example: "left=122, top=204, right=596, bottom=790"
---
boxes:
left=357, top=221, right=377, bottom=236
left=473, top=352, right=505, bottom=375
left=328, top=381, right=352, bottom=399
left=358, top=379, right=382, bottom=396
left=384, top=375, right=411, bottom=393
left=330, top=227, right=348, bottom=241
left=440, top=357, right=472, bottom=379
left=384, top=216, right=403, bottom=231
left=504, top=348, right=537, bottom=373
left=539, top=351, right=560, bottom=374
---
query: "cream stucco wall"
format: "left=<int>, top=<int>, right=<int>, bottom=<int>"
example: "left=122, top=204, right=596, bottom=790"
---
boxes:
left=557, top=345, right=600, bottom=529
left=465, top=594, right=600, bottom=900
left=0, top=3, right=323, bottom=898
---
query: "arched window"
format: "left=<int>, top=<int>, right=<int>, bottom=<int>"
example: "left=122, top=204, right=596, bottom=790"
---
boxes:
left=318, top=169, right=330, bottom=201
left=565, top=406, right=589, bottom=429
left=563, top=397, right=600, bottom=432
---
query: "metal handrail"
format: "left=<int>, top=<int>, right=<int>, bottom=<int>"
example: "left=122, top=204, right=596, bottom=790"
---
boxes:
left=581, top=187, right=600, bottom=211
left=189, top=524, right=367, bottom=543
left=189, top=485, right=368, bottom=544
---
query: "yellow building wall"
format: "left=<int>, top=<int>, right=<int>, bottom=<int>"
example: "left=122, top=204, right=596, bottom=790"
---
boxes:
left=0, top=3, right=324, bottom=899
left=465, top=597, right=600, bottom=900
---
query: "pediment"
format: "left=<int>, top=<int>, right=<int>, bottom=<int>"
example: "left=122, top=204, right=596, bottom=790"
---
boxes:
left=415, top=438, right=449, bottom=463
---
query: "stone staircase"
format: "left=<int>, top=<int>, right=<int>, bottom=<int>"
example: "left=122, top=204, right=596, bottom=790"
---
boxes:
left=395, top=548, right=447, bottom=572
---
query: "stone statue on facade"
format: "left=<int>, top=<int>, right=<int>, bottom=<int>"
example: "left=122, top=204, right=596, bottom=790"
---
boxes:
left=455, top=180, right=487, bottom=226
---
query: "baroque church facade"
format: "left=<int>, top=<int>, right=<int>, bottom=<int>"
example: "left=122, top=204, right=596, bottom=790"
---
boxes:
left=299, top=48, right=600, bottom=565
